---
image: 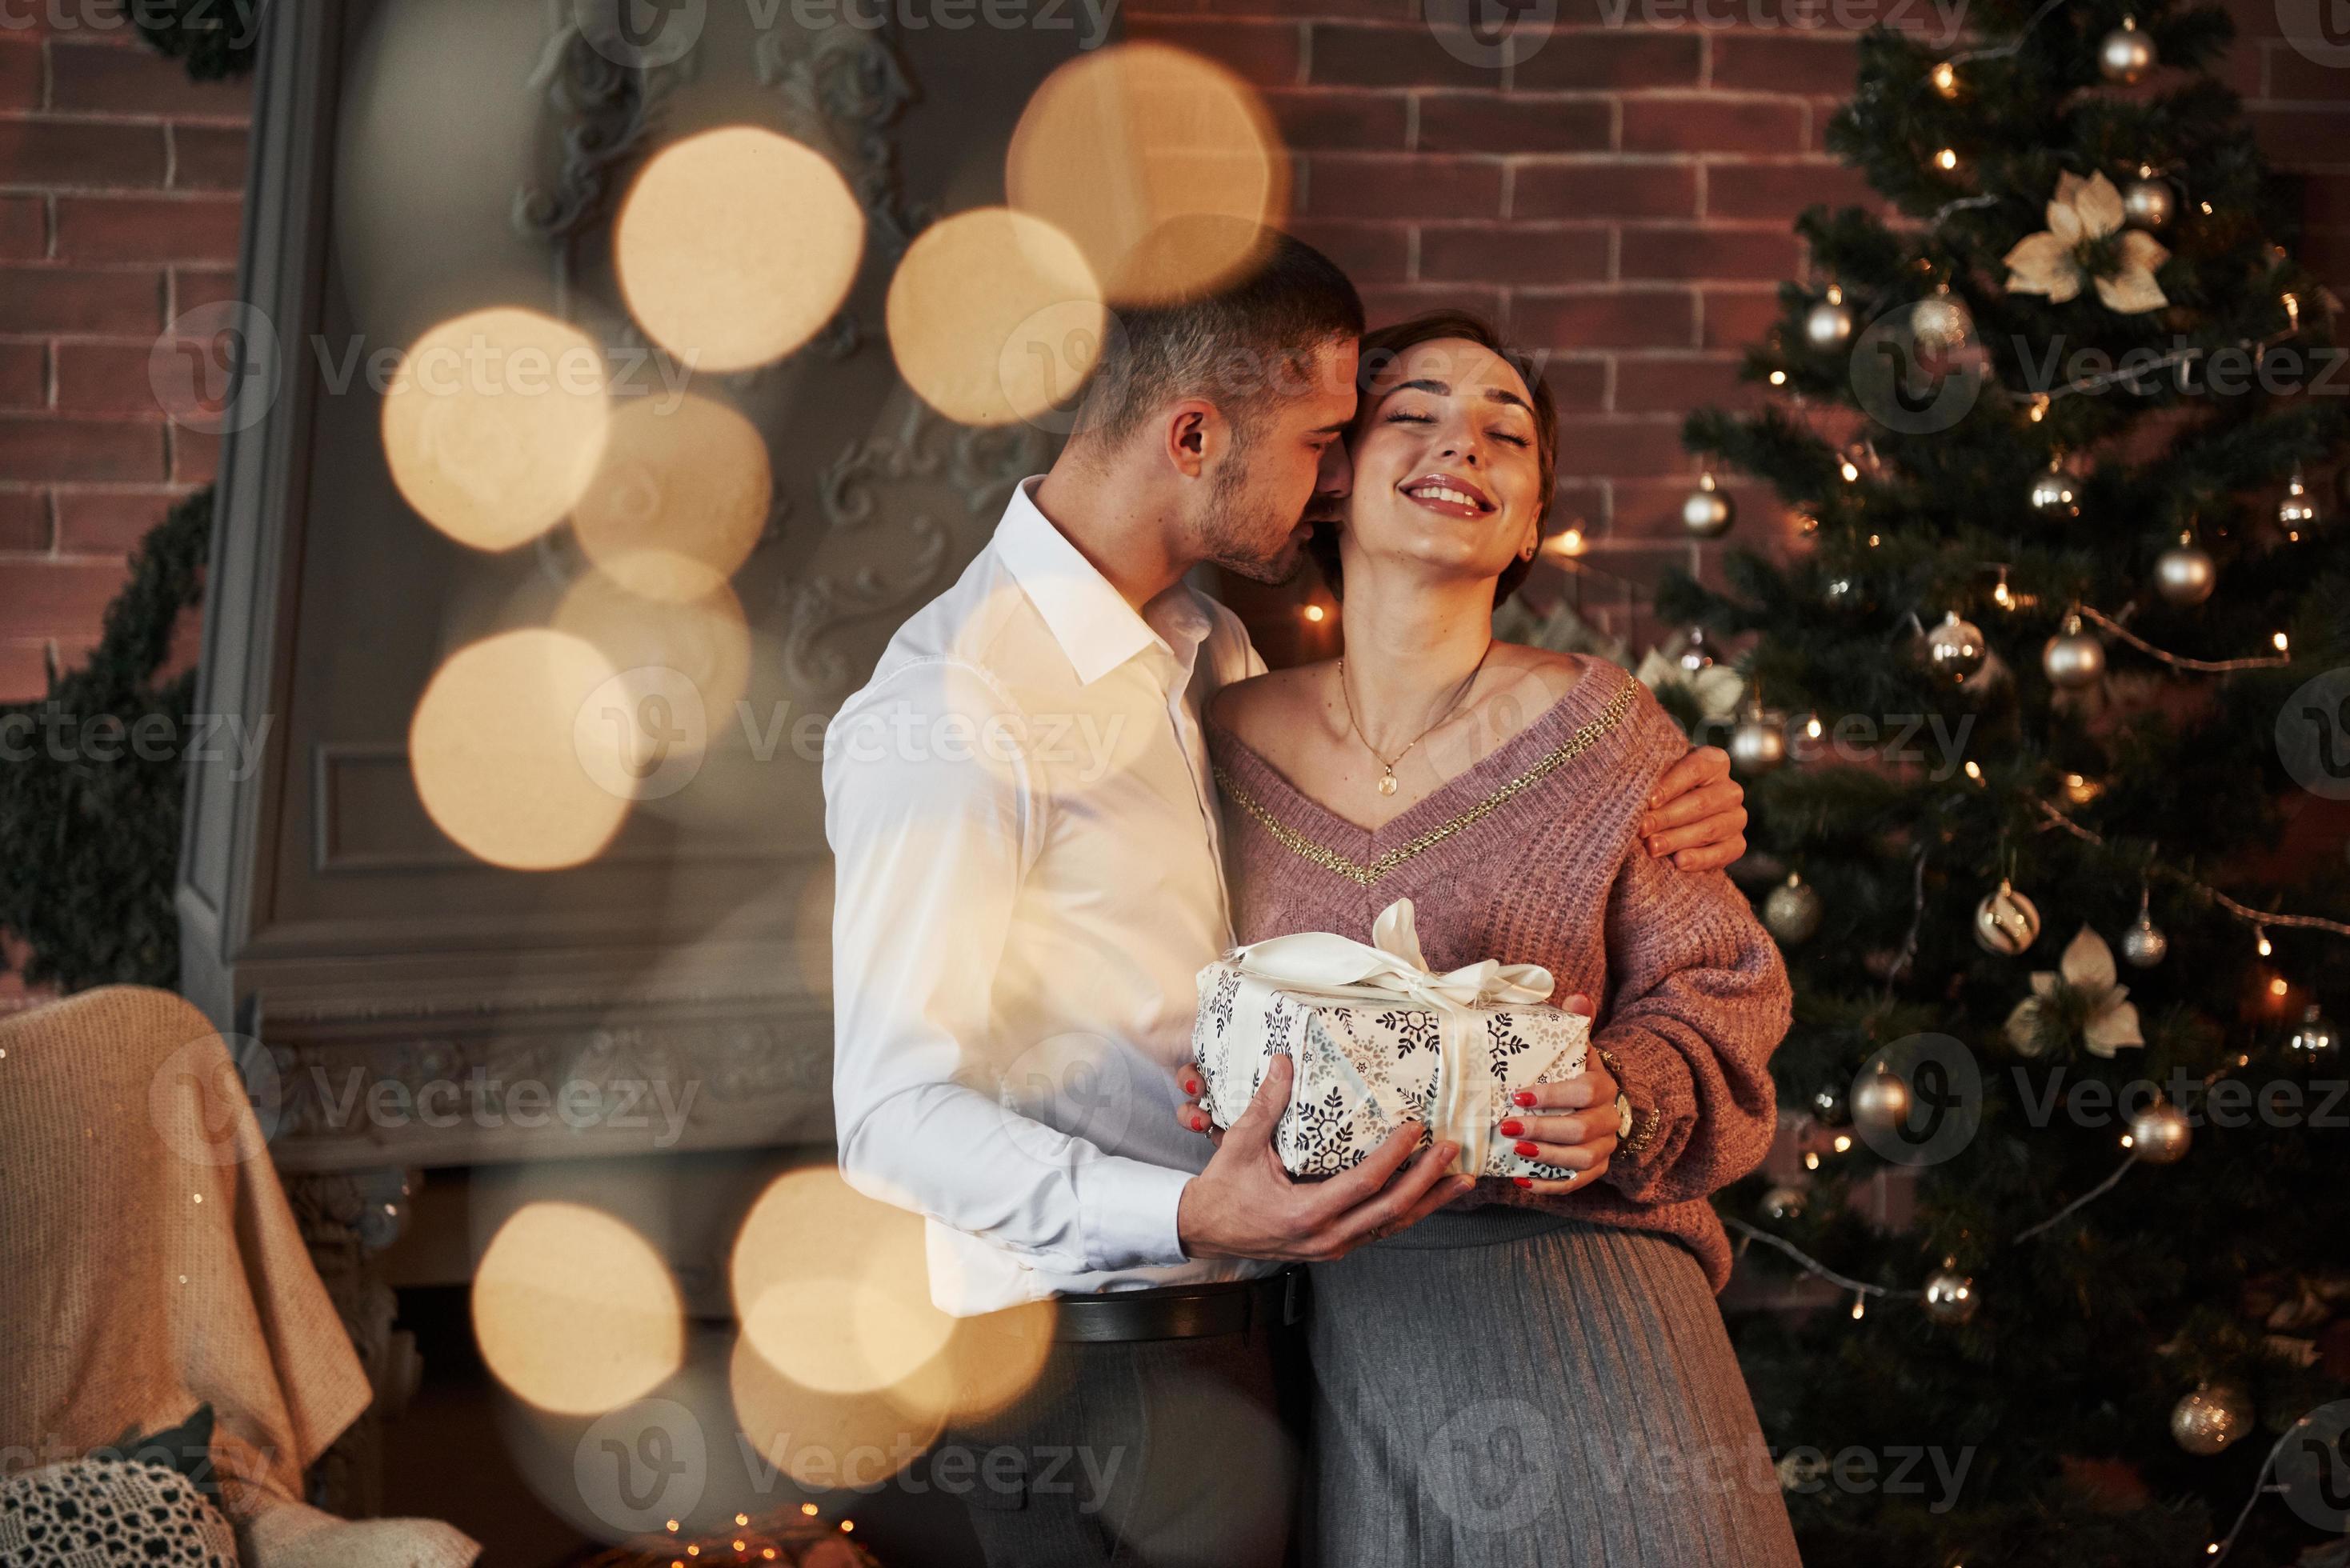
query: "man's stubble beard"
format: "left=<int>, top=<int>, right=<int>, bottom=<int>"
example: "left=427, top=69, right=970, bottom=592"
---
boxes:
left=1194, top=436, right=1315, bottom=586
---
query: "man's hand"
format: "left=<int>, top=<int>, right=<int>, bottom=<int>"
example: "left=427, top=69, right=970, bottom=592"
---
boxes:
left=1642, top=744, right=1747, bottom=872
left=1175, top=1054, right=1476, bottom=1263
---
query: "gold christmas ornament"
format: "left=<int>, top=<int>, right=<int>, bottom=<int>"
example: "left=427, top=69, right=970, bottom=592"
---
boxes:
left=2004, top=171, right=2170, bottom=314
left=1804, top=286, right=1856, bottom=350
left=2028, top=457, right=2079, bottom=518
left=1975, top=878, right=2043, bottom=956
left=2120, top=171, right=2174, bottom=230
left=2286, top=1004, right=2340, bottom=1062
left=1850, top=1066, right=1912, bottom=1137
left=2153, top=531, right=2216, bottom=606
left=2100, top=16, right=2157, bottom=83
left=1921, top=1266, right=1978, bottom=1325
left=2170, top=1382, right=2252, bottom=1456
left=1911, top=286, right=1972, bottom=350
left=1764, top=872, right=1824, bottom=945
left=2128, top=1098, right=2192, bottom=1163
left=2278, top=466, right=2320, bottom=542
left=1682, top=471, right=1735, bottom=538
left=2042, top=615, right=2106, bottom=690
left=1919, top=610, right=1988, bottom=684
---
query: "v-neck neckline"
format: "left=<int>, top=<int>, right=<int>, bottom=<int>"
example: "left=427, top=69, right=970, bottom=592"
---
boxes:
left=1207, top=655, right=1621, bottom=844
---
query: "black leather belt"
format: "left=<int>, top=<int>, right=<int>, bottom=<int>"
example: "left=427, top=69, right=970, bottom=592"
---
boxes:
left=1051, top=1270, right=1303, bottom=1343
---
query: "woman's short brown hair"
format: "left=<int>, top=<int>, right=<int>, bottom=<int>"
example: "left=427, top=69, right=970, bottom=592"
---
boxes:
left=1306, top=310, right=1559, bottom=609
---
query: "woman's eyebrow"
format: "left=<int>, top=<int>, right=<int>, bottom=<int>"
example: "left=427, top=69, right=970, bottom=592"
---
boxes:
left=1379, top=377, right=1531, bottom=416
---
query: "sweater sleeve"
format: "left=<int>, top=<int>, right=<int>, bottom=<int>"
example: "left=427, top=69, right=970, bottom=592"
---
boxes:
left=1590, top=827, right=1791, bottom=1206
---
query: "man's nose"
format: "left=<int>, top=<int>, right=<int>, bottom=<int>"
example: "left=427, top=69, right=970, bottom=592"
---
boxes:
left=1315, top=438, right=1353, bottom=498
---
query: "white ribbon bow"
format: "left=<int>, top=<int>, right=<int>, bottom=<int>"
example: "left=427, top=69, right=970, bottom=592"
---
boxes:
left=1231, top=898, right=1555, bottom=1174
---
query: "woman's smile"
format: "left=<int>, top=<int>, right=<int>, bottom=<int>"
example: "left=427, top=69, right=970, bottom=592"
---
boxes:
left=1398, top=470, right=1495, bottom=518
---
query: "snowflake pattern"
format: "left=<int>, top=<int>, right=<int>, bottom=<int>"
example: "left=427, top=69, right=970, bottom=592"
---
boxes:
left=1191, top=960, right=1588, bottom=1179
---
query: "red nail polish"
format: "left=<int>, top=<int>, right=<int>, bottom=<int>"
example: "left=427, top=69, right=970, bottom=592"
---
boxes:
left=1511, top=1090, right=1536, bottom=1107
left=1512, top=1176, right=1534, bottom=1189
left=1514, top=1139, right=1541, bottom=1158
left=1499, top=1118, right=1524, bottom=1138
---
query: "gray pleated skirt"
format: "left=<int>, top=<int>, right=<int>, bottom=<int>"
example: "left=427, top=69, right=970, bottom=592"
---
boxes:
left=1303, top=1207, right=1802, bottom=1568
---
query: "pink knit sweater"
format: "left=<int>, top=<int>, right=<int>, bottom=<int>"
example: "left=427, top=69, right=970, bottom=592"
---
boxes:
left=1207, top=654, right=1791, bottom=1292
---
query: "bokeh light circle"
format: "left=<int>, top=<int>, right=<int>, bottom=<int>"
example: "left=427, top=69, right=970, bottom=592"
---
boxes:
left=572, top=393, right=771, bottom=603
left=382, top=307, right=611, bottom=551
left=616, top=126, right=865, bottom=374
left=885, top=208, right=1103, bottom=428
left=409, top=628, right=631, bottom=870
left=1006, top=43, right=1285, bottom=304
left=472, top=1200, right=685, bottom=1416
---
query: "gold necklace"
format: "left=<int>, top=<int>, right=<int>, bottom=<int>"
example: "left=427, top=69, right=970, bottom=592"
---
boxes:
left=1337, top=641, right=1495, bottom=797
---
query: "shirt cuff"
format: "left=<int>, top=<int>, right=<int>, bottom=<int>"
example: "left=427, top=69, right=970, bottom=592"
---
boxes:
left=1075, top=1157, right=1196, bottom=1272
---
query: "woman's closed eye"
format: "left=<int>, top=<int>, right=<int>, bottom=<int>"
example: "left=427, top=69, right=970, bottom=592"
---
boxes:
left=1384, top=409, right=1531, bottom=446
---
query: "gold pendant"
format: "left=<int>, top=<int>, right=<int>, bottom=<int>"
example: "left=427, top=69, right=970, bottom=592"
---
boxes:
left=1377, top=771, right=1398, bottom=797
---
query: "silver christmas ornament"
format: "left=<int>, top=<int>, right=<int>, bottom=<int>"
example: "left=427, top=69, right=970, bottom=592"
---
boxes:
left=1851, top=1066, right=1913, bottom=1137
left=1764, top=873, right=1824, bottom=945
left=2028, top=461, right=2079, bottom=518
left=2120, top=890, right=2168, bottom=968
left=1921, top=1267, right=1979, bottom=1325
left=2154, top=534, right=2216, bottom=606
left=2129, top=1098, right=2192, bottom=1164
left=2043, top=617, right=2107, bottom=690
left=1919, top=610, right=1987, bottom=684
left=1804, top=293, right=1856, bottom=350
left=2121, top=174, right=2174, bottom=230
left=2100, top=17, right=2156, bottom=83
left=1730, top=713, right=1788, bottom=774
left=1682, top=472, right=1735, bottom=538
left=2171, top=1382, right=2252, bottom=1456
left=2286, top=1004, right=2339, bottom=1062
left=1760, top=1185, right=1808, bottom=1222
left=1975, top=878, right=2042, bottom=955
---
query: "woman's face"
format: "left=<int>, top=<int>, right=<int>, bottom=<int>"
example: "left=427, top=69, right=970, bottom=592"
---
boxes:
left=1340, top=336, right=1543, bottom=594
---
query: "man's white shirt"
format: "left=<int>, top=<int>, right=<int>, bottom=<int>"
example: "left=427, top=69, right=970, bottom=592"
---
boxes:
left=824, top=477, right=1277, bottom=1315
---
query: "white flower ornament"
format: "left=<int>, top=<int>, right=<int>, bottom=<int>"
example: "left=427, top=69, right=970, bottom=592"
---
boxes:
left=2004, top=171, right=2170, bottom=314
left=2005, top=924, right=2146, bottom=1058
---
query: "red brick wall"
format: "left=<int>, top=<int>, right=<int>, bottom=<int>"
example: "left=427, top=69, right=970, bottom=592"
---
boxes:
left=1131, top=0, right=2350, bottom=648
left=0, top=11, right=250, bottom=706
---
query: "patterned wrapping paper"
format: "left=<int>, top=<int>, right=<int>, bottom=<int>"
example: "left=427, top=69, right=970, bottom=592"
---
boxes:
left=1190, top=954, right=1591, bottom=1181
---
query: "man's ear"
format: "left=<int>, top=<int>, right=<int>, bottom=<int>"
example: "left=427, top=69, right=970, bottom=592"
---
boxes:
left=1162, top=399, right=1225, bottom=481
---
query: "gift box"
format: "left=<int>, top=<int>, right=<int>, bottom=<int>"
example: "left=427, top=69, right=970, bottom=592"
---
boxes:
left=1191, top=899, right=1591, bottom=1180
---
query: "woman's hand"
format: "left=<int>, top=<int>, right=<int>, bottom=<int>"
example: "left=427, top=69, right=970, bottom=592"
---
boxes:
left=1642, top=745, right=1747, bottom=872
left=1501, top=1007, right=1615, bottom=1194
left=1175, top=996, right=1612, bottom=1200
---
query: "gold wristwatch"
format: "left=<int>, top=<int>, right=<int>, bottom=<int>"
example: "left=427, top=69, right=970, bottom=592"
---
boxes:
left=1592, top=1045, right=1659, bottom=1154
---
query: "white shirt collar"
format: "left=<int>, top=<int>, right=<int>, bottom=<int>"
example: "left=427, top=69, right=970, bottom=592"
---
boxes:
left=995, top=476, right=1210, bottom=687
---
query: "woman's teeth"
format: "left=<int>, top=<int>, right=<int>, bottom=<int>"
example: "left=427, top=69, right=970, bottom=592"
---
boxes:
left=1409, top=485, right=1479, bottom=509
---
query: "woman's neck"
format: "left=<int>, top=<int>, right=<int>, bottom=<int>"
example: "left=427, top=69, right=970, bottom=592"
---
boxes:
left=1336, top=566, right=1496, bottom=747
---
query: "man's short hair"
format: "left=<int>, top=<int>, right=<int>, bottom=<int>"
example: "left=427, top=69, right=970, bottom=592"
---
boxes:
left=1071, top=220, right=1365, bottom=449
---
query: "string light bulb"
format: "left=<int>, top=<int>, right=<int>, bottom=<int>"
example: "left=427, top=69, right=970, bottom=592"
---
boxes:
left=2273, top=631, right=2290, bottom=654
left=2256, top=926, right=2272, bottom=958
left=1931, top=60, right=1959, bottom=96
left=1936, top=147, right=1959, bottom=171
left=1303, top=603, right=1325, bottom=623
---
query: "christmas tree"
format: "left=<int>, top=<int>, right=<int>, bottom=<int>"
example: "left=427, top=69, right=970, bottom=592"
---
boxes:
left=1661, top=2, right=2350, bottom=1562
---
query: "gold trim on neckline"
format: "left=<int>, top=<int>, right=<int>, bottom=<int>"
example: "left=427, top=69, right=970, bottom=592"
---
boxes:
left=1212, top=680, right=1639, bottom=887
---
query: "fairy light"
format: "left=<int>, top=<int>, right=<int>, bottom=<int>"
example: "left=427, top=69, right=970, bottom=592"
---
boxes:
left=2272, top=631, right=2289, bottom=653
left=2256, top=926, right=2272, bottom=958
left=2283, top=293, right=2300, bottom=331
left=735, top=1516, right=749, bottom=1528
left=2028, top=394, right=2048, bottom=422
left=1769, top=369, right=1787, bottom=385
left=799, top=1505, right=819, bottom=1517
left=1841, top=458, right=1861, bottom=482
left=1936, top=148, right=1959, bottom=171
left=2270, top=977, right=2290, bottom=998
left=1964, top=759, right=1984, bottom=784
left=1303, top=603, right=1325, bottom=623
left=1931, top=60, right=1958, bottom=96
left=1992, top=570, right=2012, bottom=608
left=1832, top=1134, right=1853, bottom=1153
left=1553, top=526, right=1585, bottom=555
left=1851, top=1293, right=1868, bottom=1319
left=1804, top=1150, right=1821, bottom=1170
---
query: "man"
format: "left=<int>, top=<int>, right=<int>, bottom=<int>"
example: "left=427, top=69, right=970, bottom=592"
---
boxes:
left=823, top=227, right=1747, bottom=1566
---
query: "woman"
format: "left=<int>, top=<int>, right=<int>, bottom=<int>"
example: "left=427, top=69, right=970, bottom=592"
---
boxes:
left=1177, top=312, right=1800, bottom=1566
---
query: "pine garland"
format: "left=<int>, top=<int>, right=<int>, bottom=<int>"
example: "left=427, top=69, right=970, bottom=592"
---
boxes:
left=131, top=0, right=261, bottom=81
left=0, top=489, right=213, bottom=993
